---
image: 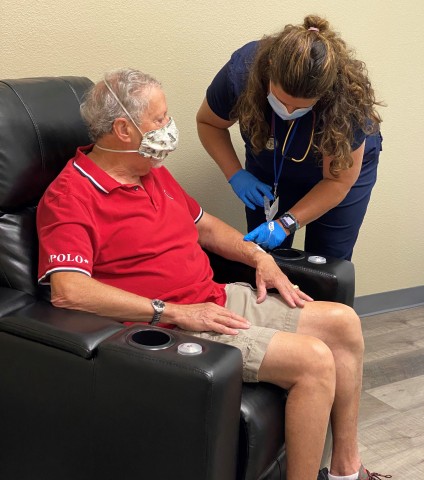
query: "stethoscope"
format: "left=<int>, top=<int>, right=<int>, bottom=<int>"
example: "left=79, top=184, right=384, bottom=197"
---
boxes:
left=267, top=111, right=316, bottom=199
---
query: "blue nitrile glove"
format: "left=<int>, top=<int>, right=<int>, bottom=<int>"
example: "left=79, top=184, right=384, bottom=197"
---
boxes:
left=244, top=221, right=287, bottom=250
left=228, top=170, right=273, bottom=210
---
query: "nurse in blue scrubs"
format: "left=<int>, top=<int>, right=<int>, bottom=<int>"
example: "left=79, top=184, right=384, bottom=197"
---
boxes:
left=196, top=15, right=383, bottom=260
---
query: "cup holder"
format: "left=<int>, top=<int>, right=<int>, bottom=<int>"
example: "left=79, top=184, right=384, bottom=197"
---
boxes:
left=127, top=328, right=175, bottom=351
left=271, top=248, right=305, bottom=261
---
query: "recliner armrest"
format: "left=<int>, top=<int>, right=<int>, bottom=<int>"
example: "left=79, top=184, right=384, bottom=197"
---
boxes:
left=91, top=325, right=243, bottom=480
left=272, top=248, right=355, bottom=306
left=0, top=301, right=124, bottom=358
left=0, top=314, right=244, bottom=480
left=205, top=248, right=355, bottom=306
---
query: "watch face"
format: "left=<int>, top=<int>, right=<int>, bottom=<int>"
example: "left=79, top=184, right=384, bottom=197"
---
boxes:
left=152, top=299, right=165, bottom=313
left=280, top=214, right=297, bottom=234
left=282, top=216, right=295, bottom=227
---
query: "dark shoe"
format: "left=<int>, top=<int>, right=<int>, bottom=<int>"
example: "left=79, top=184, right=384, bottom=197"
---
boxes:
left=318, top=465, right=392, bottom=479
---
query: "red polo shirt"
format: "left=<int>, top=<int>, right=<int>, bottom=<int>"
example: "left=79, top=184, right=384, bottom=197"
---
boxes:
left=37, top=146, right=227, bottom=325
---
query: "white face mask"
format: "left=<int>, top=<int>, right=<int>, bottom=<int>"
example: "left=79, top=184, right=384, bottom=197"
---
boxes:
left=135, top=117, right=179, bottom=161
left=267, top=85, right=313, bottom=121
left=97, top=79, right=179, bottom=161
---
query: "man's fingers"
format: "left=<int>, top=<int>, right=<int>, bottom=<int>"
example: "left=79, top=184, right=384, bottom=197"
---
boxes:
left=220, top=312, right=250, bottom=329
left=201, top=308, right=250, bottom=335
left=285, top=285, right=315, bottom=307
left=209, top=317, right=249, bottom=335
left=297, top=290, right=314, bottom=302
left=214, top=324, right=240, bottom=335
left=287, top=283, right=314, bottom=303
left=255, top=280, right=267, bottom=304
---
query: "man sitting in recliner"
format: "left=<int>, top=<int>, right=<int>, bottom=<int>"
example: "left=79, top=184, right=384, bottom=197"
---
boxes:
left=36, top=68, right=390, bottom=480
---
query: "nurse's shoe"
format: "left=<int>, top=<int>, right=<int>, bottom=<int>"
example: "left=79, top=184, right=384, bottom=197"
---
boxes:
left=318, top=464, right=392, bottom=479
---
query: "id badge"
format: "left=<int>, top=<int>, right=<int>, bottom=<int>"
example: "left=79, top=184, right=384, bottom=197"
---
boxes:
left=264, top=196, right=279, bottom=221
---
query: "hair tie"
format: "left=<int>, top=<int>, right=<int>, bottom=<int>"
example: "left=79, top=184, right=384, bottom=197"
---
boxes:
left=308, top=27, right=319, bottom=32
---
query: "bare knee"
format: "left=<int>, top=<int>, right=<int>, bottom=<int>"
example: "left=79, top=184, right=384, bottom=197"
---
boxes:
left=305, top=302, right=364, bottom=356
left=330, top=304, right=364, bottom=354
left=259, top=332, right=336, bottom=395
left=298, top=337, right=336, bottom=390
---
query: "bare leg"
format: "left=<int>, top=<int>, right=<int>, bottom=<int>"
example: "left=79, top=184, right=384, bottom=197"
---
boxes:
left=259, top=331, right=336, bottom=480
left=296, top=302, right=364, bottom=475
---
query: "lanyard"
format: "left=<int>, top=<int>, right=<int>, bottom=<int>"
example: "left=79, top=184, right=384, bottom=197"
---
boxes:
left=272, top=112, right=300, bottom=198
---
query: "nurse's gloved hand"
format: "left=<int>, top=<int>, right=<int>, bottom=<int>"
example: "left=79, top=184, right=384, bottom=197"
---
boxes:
left=244, top=221, right=287, bottom=251
left=228, top=170, right=273, bottom=210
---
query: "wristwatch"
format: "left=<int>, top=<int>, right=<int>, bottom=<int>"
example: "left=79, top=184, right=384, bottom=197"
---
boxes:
left=150, top=299, right=166, bottom=325
left=279, top=212, right=299, bottom=235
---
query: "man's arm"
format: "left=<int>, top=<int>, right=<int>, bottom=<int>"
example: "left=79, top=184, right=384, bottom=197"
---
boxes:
left=48, top=210, right=311, bottom=334
left=50, top=272, right=156, bottom=321
left=50, top=271, right=250, bottom=335
left=196, top=212, right=313, bottom=307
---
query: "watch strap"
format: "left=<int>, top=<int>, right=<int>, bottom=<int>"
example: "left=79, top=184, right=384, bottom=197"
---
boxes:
left=150, top=311, right=161, bottom=325
left=279, top=212, right=299, bottom=234
left=150, top=299, right=165, bottom=325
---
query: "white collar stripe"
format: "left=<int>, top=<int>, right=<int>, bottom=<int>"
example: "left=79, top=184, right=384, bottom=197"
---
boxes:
left=73, top=161, right=109, bottom=194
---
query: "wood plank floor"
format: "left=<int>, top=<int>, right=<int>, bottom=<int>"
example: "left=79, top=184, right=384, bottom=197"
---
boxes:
left=358, top=305, right=424, bottom=478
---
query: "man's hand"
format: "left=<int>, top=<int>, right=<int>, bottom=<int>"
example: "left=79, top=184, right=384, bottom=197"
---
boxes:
left=167, top=302, right=250, bottom=335
left=195, top=212, right=313, bottom=310
left=254, top=252, right=314, bottom=308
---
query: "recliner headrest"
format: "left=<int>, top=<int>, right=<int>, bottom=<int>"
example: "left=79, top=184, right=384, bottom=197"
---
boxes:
left=0, top=76, right=93, bottom=211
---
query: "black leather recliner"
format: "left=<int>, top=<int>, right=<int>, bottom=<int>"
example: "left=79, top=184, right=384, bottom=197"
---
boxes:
left=0, top=77, right=355, bottom=480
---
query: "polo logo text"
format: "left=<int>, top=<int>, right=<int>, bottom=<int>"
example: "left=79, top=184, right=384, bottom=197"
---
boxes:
left=49, top=254, right=89, bottom=264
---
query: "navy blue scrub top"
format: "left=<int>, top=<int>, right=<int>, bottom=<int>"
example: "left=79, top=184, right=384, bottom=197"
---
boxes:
left=206, top=41, right=381, bottom=193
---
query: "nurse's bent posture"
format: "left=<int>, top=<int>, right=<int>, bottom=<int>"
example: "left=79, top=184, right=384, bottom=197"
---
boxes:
left=197, top=14, right=383, bottom=260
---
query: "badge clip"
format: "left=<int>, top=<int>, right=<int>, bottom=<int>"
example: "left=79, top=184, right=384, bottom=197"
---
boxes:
left=264, top=196, right=279, bottom=221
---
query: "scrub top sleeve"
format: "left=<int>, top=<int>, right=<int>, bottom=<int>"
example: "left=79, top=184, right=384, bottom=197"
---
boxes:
left=205, top=41, right=258, bottom=121
left=351, top=115, right=379, bottom=151
left=351, top=127, right=367, bottom=151
left=206, top=61, right=235, bottom=121
left=37, top=193, right=95, bottom=284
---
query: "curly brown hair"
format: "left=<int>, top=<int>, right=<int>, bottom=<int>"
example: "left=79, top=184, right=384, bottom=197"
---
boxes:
left=232, top=15, right=383, bottom=175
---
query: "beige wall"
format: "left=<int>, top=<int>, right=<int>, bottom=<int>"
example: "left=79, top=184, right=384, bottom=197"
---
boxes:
left=2, top=0, right=423, bottom=296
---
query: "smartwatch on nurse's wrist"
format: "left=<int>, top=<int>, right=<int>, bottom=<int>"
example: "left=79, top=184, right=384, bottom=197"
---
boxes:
left=279, top=212, right=299, bottom=235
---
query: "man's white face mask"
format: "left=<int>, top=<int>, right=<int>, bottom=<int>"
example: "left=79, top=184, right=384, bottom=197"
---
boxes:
left=136, top=117, right=179, bottom=161
left=96, top=78, right=179, bottom=162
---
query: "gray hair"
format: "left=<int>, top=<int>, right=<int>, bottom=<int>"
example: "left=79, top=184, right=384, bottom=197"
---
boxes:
left=80, top=68, right=162, bottom=142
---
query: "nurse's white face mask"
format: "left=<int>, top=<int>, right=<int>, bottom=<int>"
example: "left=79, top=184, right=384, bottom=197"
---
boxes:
left=267, top=82, right=313, bottom=121
left=96, top=79, right=179, bottom=162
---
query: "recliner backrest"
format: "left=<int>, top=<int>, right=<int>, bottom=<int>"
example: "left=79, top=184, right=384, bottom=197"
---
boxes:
left=0, top=77, right=94, bottom=296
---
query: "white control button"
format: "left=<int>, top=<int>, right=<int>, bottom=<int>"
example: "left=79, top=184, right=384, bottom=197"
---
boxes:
left=178, top=343, right=203, bottom=355
left=307, top=255, right=327, bottom=264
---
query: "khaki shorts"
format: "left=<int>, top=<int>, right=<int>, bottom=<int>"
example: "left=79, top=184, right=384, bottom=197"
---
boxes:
left=177, top=283, right=301, bottom=382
